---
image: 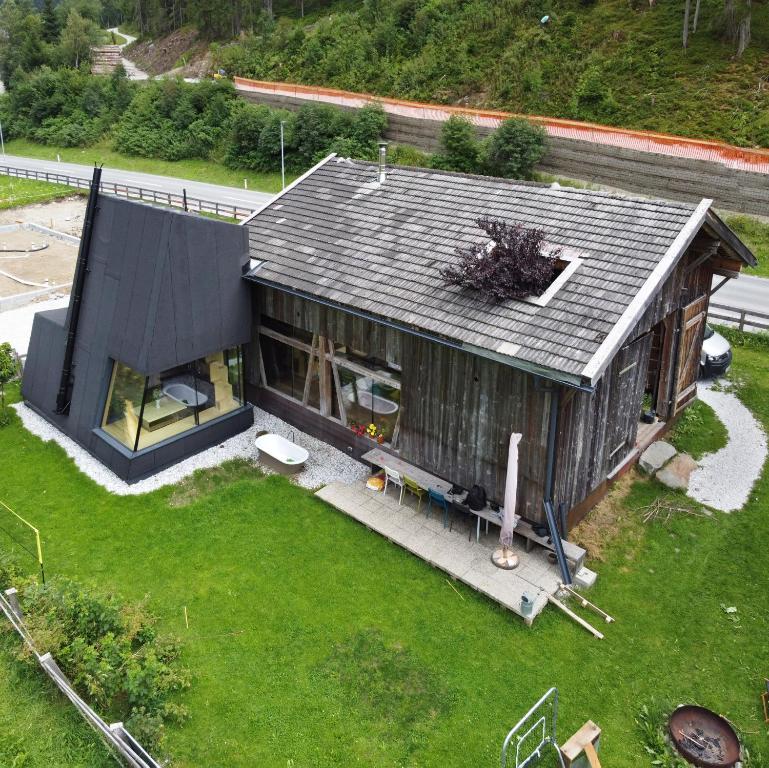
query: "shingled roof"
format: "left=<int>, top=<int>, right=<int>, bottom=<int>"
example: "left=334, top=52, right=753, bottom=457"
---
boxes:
left=243, top=157, right=747, bottom=387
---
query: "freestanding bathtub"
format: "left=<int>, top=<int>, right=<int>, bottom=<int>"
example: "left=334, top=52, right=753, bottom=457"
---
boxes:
left=350, top=389, right=399, bottom=416
left=163, top=382, right=208, bottom=408
left=254, top=433, right=309, bottom=473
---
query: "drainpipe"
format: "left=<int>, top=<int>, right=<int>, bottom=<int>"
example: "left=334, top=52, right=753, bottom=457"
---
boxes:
left=539, top=383, right=572, bottom=585
left=55, top=165, right=102, bottom=414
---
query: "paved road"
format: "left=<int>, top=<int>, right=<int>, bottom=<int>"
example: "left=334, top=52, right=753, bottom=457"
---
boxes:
left=711, top=273, right=768, bottom=323
left=0, top=154, right=274, bottom=213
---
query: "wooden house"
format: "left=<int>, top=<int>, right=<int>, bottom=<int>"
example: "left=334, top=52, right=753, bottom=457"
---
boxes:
left=243, top=156, right=755, bottom=527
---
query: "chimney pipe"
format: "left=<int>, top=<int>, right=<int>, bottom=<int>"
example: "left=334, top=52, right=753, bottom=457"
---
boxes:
left=378, top=140, right=388, bottom=183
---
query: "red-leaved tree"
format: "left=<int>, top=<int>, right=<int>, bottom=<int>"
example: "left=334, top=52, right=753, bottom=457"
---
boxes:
left=441, top=217, right=560, bottom=303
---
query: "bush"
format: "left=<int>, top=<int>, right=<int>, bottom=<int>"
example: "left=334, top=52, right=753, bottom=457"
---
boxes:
left=441, top=217, right=558, bottom=303
left=483, top=118, right=546, bottom=180
left=3, top=66, right=136, bottom=146
left=7, top=572, right=190, bottom=750
left=431, top=115, right=482, bottom=174
left=114, top=78, right=237, bottom=161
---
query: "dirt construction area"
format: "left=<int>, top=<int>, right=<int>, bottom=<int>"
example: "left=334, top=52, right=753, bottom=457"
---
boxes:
left=0, top=225, right=78, bottom=301
left=0, top=197, right=85, bottom=311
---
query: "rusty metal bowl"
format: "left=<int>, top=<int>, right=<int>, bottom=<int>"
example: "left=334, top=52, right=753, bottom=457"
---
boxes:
left=668, top=706, right=740, bottom=767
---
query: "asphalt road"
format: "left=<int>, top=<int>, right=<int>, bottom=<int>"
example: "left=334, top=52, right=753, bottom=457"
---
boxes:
left=0, top=154, right=274, bottom=213
left=711, top=273, right=768, bottom=322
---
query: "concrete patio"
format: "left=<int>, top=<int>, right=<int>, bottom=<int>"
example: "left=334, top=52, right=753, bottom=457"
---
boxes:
left=316, top=481, right=562, bottom=624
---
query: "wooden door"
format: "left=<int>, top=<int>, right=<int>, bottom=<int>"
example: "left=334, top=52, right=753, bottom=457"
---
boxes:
left=673, top=295, right=707, bottom=415
left=605, top=332, right=654, bottom=468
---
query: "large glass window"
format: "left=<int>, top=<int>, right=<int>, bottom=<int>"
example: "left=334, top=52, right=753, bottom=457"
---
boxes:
left=259, top=318, right=401, bottom=445
left=101, top=348, right=244, bottom=452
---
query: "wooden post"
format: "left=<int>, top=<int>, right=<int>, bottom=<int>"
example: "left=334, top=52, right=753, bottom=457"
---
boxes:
left=318, top=335, right=332, bottom=416
left=302, top=334, right=318, bottom=406
left=328, top=338, right=347, bottom=425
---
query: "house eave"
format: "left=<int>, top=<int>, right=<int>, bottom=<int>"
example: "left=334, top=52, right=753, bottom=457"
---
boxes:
left=244, top=273, right=594, bottom=392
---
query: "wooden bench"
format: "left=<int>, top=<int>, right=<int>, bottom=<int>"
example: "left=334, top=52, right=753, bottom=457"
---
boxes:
left=361, top=449, right=452, bottom=495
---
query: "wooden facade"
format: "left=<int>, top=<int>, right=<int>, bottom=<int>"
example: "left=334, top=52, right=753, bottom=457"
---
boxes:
left=244, top=227, right=737, bottom=528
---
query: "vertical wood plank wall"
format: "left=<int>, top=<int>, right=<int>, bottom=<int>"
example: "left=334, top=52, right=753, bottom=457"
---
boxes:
left=554, top=242, right=716, bottom=523
left=253, top=238, right=715, bottom=528
left=252, top=287, right=552, bottom=520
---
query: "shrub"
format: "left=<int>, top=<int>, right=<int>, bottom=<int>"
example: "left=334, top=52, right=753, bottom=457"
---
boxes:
left=114, top=79, right=237, bottom=161
left=9, top=574, right=190, bottom=750
left=431, top=115, right=482, bottom=174
left=483, top=118, right=547, bottom=180
left=0, top=342, right=19, bottom=426
left=441, top=217, right=558, bottom=303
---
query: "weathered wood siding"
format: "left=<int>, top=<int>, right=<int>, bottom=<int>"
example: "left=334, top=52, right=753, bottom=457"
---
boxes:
left=554, top=242, right=716, bottom=522
left=251, top=286, right=552, bottom=519
left=398, top=335, right=551, bottom=521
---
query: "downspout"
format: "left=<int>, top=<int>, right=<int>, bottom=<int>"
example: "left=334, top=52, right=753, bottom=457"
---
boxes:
left=539, top=383, right=572, bottom=585
left=55, top=165, right=102, bottom=414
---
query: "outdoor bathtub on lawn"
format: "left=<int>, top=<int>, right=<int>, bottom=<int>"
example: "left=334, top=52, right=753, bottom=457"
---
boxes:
left=254, top=433, right=309, bottom=473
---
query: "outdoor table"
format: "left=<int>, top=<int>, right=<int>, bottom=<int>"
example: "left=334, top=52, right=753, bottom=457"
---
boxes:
left=446, top=490, right=505, bottom=542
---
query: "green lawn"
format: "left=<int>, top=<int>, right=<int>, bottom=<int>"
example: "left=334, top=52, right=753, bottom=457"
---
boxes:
left=0, top=342, right=768, bottom=766
left=0, top=176, right=81, bottom=210
left=4, top=139, right=290, bottom=195
left=726, top=215, right=769, bottom=278
left=668, top=398, right=728, bottom=460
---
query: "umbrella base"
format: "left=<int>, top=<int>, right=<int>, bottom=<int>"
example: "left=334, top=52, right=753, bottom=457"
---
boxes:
left=491, top=548, right=519, bottom=570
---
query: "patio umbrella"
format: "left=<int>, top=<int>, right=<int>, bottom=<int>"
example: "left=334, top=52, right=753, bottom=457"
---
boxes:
left=492, top=432, right=522, bottom=570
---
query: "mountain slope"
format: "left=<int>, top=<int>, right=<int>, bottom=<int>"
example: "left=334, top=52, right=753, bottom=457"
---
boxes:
left=211, top=0, right=769, bottom=147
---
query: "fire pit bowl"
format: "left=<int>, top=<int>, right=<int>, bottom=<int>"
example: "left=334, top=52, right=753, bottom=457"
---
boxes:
left=668, top=706, right=740, bottom=767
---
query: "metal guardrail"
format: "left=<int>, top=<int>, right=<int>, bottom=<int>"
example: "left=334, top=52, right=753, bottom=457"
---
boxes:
left=709, top=302, right=769, bottom=332
left=0, top=164, right=255, bottom=221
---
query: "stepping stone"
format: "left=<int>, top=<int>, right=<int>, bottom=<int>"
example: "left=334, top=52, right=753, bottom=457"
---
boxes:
left=656, top=453, right=698, bottom=490
left=639, top=440, right=677, bottom=474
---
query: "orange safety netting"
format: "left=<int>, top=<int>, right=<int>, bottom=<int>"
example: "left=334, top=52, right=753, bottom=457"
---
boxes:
left=234, top=76, right=769, bottom=174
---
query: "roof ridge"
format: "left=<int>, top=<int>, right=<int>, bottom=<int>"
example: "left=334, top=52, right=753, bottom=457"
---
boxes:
left=332, top=158, right=699, bottom=210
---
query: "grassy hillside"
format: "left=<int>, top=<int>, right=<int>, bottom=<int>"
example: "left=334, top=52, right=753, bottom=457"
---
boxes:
left=211, top=0, right=769, bottom=148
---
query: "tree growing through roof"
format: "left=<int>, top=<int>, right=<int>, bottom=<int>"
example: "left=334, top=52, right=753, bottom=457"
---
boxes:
left=441, top=217, right=559, bottom=303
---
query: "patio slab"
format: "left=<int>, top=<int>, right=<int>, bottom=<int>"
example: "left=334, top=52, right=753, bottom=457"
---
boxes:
left=316, top=481, right=562, bottom=624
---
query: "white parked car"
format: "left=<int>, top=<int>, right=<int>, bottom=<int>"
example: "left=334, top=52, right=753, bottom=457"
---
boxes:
left=700, top=325, right=732, bottom=378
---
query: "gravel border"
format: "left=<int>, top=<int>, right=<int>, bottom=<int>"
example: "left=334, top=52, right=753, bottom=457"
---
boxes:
left=13, top=402, right=368, bottom=495
left=687, top=381, right=767, bottom=512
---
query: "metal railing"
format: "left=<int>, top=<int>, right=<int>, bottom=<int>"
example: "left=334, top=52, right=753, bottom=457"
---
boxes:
left=709, top=302, right=769, bottom=332
left=0, top=164, right=255, bottom=221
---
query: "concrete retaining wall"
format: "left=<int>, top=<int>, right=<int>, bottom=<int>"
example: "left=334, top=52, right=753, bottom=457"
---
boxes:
left=238, top=89, right=769, bottom=215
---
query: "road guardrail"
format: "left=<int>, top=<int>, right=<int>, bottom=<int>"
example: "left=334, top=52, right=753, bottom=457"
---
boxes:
left=0, top=164, right=255, bottom=221
left=709, top=303, right=769, bottom=332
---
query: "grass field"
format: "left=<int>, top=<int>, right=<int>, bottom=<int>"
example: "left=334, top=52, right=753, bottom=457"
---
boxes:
left=0, top=343, right=767, bottom=766
left=726, top=215, right=769, bottom=278
left=0, top=176, right=81, bottom=210
left=3, top=139, right=289, bottom=195
left=668, top=398, right=729, bottom=460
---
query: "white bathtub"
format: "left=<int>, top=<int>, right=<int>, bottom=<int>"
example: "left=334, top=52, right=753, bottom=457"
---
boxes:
left=163, top=382, right=208, bottom=408
left=349, top=389, right=399, bottom=416
left=255, top=433, right=309, bottom=472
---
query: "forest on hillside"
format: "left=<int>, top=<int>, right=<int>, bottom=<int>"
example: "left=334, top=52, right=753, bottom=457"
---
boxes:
left=0, top=0, right=766, bottom=148
left=110, top=0, right=769, bottom=147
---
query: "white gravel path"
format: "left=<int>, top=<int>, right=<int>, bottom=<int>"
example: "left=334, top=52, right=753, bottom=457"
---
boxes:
left=13, top=402, right=368, bottom=496
left=688, top=381, right=767, bottom=512
left=1, top=295, right=70, bottom=354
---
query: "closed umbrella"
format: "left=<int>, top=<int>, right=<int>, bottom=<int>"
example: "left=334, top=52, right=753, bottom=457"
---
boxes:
left=492, top=432, right=522, bottom=570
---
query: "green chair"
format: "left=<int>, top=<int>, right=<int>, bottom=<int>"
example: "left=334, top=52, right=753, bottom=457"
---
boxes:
left=403, top=475, right=426, bottom=513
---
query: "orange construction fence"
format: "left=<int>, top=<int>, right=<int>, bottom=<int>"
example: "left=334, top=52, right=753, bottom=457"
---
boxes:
left=233, top=76, right=769, bottom=174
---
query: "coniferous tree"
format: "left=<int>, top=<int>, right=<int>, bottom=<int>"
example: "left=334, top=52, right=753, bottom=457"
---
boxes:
left=42, top=0, right=60, bottom=42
